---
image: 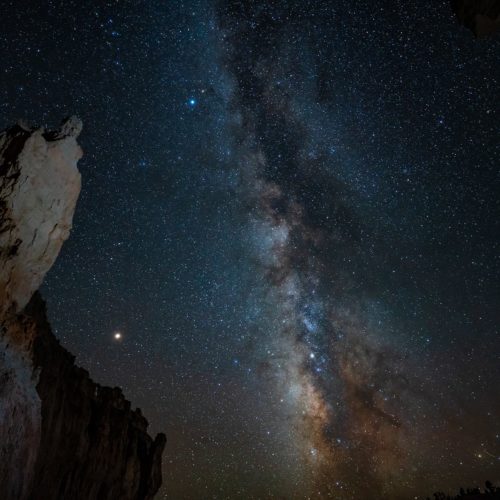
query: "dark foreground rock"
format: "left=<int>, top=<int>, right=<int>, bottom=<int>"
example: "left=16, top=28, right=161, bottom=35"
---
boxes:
left=31, top=293, right=165, bottom=499
left=0, top=118, right=165, bottom=500
left=452, top=0, right=500, bottom=36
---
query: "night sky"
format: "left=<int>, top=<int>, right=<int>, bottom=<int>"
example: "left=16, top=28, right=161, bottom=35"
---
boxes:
left=2, top=1, right=499, bottom=498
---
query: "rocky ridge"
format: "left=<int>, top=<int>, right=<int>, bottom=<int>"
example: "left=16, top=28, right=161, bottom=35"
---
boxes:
left=0, top=118, right=165, bottom=500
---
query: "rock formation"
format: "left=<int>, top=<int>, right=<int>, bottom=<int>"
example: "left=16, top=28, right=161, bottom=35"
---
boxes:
left=0, top=118, right=166, bottom=500
left=452, top=0, right=500, bottom=37
left=0, top=116, right=82, bottom=319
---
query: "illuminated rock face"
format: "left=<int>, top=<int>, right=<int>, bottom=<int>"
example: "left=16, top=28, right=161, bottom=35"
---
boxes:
left=0, top=119, right=165, bottom=500
left=0, top=117, right=82, bottom=319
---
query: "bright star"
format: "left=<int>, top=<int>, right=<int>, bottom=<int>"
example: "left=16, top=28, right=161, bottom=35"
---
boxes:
left=114, top=332, right=122, bottom=340
left=188, top=98, right=196, bottom=106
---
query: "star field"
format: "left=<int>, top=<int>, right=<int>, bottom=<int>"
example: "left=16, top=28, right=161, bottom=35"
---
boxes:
left=1, top=1, right=499, bottom=498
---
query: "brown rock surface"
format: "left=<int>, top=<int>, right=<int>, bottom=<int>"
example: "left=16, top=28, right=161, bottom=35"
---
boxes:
left=0, top=117, right=82, bottom=318
left=0, top=119, right=165, bottom=499
left=30, top=292, right=165, bottom=500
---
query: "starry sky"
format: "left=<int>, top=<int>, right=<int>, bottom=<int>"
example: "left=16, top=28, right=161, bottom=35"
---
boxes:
left=1, top=1, right=499, bottom=498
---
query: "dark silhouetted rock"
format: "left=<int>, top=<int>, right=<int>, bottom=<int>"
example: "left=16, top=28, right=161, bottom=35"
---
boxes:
left=452, top=0, right=500, bottom=36
left=0, top=119, right=166, bottom=500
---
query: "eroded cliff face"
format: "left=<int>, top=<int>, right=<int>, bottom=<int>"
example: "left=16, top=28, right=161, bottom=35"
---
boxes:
left=0, top=117, right=82, bottom=319
left=29, top=293, right=165, bottom=500
left=0, top=118, right=165, bottom=500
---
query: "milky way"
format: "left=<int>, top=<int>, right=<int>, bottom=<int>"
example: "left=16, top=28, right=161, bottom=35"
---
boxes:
left=214, top=2, right=499, bottom=497
left=215, top=4, right=424, bottom=496
left=3, top=0, right=499, bottom=498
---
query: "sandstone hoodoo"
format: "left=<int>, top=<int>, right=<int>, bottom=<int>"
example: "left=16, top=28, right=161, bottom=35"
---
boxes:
left=0, top=118, right=166, bottom=500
